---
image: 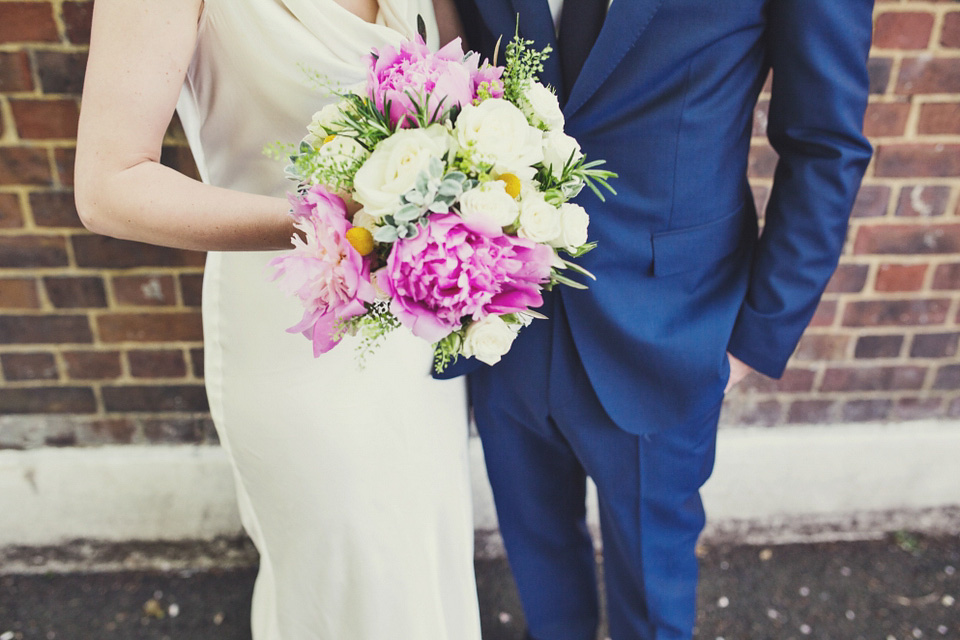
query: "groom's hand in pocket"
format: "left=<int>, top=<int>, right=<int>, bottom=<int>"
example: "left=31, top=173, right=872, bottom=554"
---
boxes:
left=724, top=352, right=753, bottom=393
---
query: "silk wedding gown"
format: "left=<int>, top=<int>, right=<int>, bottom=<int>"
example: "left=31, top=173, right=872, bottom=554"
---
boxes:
left=175, top=1, right=481, bottom=638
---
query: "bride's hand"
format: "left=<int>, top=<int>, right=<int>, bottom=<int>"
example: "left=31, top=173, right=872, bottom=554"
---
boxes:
left=75, top=0, right=294, bottom=252
left=724, top=352, right=753, bottom=393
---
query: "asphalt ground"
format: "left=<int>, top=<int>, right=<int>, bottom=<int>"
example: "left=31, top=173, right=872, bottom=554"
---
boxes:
left=1, top=532, right=958, bottom=640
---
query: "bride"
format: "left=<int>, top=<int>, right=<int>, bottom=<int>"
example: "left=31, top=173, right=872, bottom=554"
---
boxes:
left=75, top=0, right=481, bottom=638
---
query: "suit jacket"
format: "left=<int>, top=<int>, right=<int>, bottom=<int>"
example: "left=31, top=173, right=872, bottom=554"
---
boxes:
left=446, top=0, right=874, bottom=433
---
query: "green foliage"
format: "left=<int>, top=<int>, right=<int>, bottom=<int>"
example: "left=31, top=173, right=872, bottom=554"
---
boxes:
left=502, top=31, right=553, bottom=106
left=433, top=330, right=465, bottom=374
left=350, top=301, right=402, bottom=368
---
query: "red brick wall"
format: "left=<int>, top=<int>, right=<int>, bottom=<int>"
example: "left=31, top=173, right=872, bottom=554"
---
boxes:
left=0, top=1, right=957, bottom=446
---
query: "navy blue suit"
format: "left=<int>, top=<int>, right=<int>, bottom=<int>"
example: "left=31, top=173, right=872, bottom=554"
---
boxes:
left=449, top=1, right=874, bottom=637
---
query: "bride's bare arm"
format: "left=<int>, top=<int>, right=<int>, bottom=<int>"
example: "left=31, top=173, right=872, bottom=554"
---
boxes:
left=432, top=0, right=467, bottom=46
left=75, top=0, right=294, bottom=252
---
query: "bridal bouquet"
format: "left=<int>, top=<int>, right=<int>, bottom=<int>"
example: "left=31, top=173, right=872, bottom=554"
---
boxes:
left=270, top=31, right=615, bottom=372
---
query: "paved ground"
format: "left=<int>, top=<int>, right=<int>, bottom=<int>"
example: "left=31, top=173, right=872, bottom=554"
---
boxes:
left=1, top=532, right=958, bottom=639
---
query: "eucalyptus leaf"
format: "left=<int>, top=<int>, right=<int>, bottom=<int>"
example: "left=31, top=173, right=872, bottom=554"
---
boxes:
left=373, top=226, right=399, bottom=243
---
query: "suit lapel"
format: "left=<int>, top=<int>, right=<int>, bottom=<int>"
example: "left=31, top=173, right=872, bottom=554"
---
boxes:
left=563, top=0, right=666, bottom=117
left=508, top=0, right=563, bottom=90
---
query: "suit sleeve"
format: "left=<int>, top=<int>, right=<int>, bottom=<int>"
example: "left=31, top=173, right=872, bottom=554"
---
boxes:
left=725, top=0, right=875, bottom=378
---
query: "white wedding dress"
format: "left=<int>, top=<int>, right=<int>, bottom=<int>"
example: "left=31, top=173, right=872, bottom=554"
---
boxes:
left=175, top=1, right=481, bottom=638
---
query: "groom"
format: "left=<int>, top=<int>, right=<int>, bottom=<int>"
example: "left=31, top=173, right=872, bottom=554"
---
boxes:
left=447, top=0, right=875, bottom=638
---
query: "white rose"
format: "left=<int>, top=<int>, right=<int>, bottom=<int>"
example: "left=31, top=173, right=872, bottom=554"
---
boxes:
left=305, top=102, right=345, bottom=146
left=455, top=99, right=544, bottom=179
left=517, top=193, right=563, bottom=244
left=353, top=125, right=451, bottom=219
left=318, top=135, right=369, bottom=165
left=461, top=315, right=518, bottom=365
left=550, top=202, right=590, bottom=251
left=458, top=181, right=520, bottom=229
left=541, top=130, right=583, bottom=180
left=521, top=80, right=564, bottom=131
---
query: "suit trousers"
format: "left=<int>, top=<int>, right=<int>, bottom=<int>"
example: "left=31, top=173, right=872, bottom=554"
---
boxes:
left=470, top=291, right=721, bottom=640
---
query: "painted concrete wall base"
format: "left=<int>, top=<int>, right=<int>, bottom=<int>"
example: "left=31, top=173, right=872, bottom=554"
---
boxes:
left=1, top=421, right=958, bottom=557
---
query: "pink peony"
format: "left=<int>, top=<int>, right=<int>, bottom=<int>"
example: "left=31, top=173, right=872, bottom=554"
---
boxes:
left=381, top=212, right=554, bottom=342
left=368, top=37, right=504, bottom=128
left=269, top=186, right=376, bottom=356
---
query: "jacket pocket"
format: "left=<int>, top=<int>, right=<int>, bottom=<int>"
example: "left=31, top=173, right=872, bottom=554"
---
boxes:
left=651, top=201, right=756, bottom=277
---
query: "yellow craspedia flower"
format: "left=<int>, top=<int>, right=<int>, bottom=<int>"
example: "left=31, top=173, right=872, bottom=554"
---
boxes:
left=323, top=134, right=336, bottom=145
left=499, top=173, right=522, bottom=199
left=346, top=226, right=374, bottom=256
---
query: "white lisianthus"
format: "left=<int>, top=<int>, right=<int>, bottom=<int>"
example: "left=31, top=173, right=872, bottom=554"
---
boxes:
left=455, top=99, right=544, bottom=179
left=461, top=315, right=518, bottom=365
left=521, top=80, right=564, bottom=131
left=353, top=125, right=451, bottom=219
left=305, top=103, right=344, bottom=146
left=458, top=181, right=520, bottom=229
left=317, top=135, right=368, bottom=165
left=517, top=193, right=563, bottom=244
left=549, top=202, right=590, bottom=251
left=541, top=130, right=583, bottom=180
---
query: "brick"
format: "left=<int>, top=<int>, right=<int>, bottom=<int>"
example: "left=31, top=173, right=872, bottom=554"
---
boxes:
left=54, top=148, right=75, bottom=187
left=43, top=276, right=107, bottom=308
left=942, top=12, right=960, bottom=48
left=862, top=102, right=909, bottom=137
left=62, top=1, right=93, bottom=44
left=948, top=397, right=960, bottom=419
left=868, top=57, right=893, bottom=94
left=809, top=299, right=837, bottom=327
left=843, top=299, right=950, bottom=327
left=0, top=235, right=68, bottom=268
left=932, top=263, right=960, bottom=289
left=10, top=100, right=80, bottom=140
left=825, top=264, right=869, bottom=293
left=96, top=312, right=202, bottom=343
left=29, top=191, right=83, bottom=228
left=34, top=51, right=88, bottom=95
left=0, top=3, right=59, bottom=43
left=821, top=366, right=926, bottom=392
left=752, top=100, right=769, bottom=137
left=0, top=278, right=40, bottom=309
left=894, top=398, right=944, bottom=421
left=854, top=224, right=960, bottom=254
left=793, top=334, right=850, bottom=361
left=894, top=185, right=951, bottom=217
left=180, top=274, right=203, bottom=307
left=0, top=51, right=33, bottom=91
left=842, top=399, right=893, bottom=422
left=0, top=315, right=92, bottom=344
left=736, top=368, right=815, bottom=393
left=917, top=102, right=960, bottom=135
left=874, top=263, right=928, bottom=291
left=160, top=146, right=200, bottom=181
left=128, top=349, right=187, bottom=378
left=850, top=185, right=891, bottom=218
left=854, top=334, right=904, bottom=359
left=873, top=12, right=934, bottom=49
left=72, top=235, right=206, bottom=268
left=874, top=144, right=960, bottom=178
left=910, top=332, right=959, bottom=358
left=896, top=58, right=960, bottom=95
left=0, top=387, right=97, bottom=414
left=143, top=418, right=212, bottom=444
left=747, top=145, right=778, bottom=179
left=723, top=399, right=782, bottom=427
left=0, top=148, right=53, bottom=186
left=76, top=419, right=137, bottom=446
left=189, top=347, right=204, bottom=377
left=787, top=400, right=834, bottom=424
left=1, top=352, right=58, bottom=381
left=102, top=385, right=209, bottom=413
left=63, top=350, right=121, bottom=380
left=932, top=364, right=960, bottom=390
left=112, top=275, right=177, bottom=307
left=0, top=193, right=23, bottom=228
